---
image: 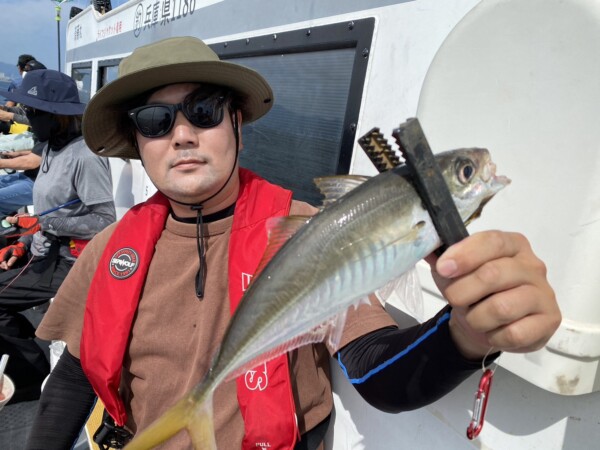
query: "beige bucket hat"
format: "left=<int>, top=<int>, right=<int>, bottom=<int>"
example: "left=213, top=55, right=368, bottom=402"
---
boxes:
left=82, top=36, right=273, bottom=159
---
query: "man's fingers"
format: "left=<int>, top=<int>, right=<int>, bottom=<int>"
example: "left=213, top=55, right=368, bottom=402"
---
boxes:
left=461, top=284, right=547, bottom=333
left=441, top=256, right=533, bottom=308
left=436, top=231, right=528, bottom=279
left=485, top=313, right=561, bottom=353
left=435, top=232, right=549, bottom=309
left=438, top=230, right=560, bottom=357
left=453, top=284, right=560, bottom=352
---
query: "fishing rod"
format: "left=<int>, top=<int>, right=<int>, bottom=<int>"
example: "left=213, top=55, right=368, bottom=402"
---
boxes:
left=0, top=198, right=82, bottom=239
left=39, top=198, right=82, bottom=217
left=0, top=198, right=84, bottom=294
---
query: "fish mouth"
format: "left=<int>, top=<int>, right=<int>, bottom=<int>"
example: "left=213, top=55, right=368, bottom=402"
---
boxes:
left=481, top=159, right=511, bottom=187
left=464, top=159, right=511, bottom=226
left=489, top=170, right=511, bottom=192
left=481, top=156, right=511, bottom=193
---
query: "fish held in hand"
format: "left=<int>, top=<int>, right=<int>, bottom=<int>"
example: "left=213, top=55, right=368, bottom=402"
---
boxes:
left=125, top=148, right=510, bottom=449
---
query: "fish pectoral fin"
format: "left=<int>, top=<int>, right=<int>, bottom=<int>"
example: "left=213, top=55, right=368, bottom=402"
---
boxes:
left=326, top=308, right=349, bottom=353
left=266, top=215, right=311, bottom=243
left=314, top=175, right=371, bottom=207
left=376, top=268, right=426, bottom=321
left=375, top=267, right=424, bottom=304
left=375, top=277, right=404, bottom=304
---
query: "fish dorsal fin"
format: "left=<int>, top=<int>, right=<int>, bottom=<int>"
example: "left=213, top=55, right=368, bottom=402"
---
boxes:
left=314, top=175, right=371, bottom=208
left=254, top=215, right=312, bottom=277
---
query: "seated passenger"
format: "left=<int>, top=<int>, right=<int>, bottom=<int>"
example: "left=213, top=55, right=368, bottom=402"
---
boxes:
left=0, top=103, right=29, bottom=133
left=0, top=59, right=47, bottom=212
left=0, top=141, right=43, bottom=215
left=0, top=69, right=116, bottom=403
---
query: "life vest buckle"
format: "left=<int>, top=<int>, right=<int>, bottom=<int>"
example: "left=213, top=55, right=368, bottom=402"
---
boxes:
left=93, top=409, right=133, bottom=449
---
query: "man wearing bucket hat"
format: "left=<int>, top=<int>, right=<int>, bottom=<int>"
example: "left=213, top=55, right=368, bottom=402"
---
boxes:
left=0, top=69, right=116, bottom=404
left=28, top=37, right=558, bottom=449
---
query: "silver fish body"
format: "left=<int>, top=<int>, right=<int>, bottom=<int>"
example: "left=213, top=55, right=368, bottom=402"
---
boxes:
left=126, top=147, right=509, bottom=449
left=213, top=148, right=509, bottom=383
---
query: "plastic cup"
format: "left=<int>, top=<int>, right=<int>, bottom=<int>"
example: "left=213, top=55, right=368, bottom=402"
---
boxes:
left=0, top=374, right=15, bottom=411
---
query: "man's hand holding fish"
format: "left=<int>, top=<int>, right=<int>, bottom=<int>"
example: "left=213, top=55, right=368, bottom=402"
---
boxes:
left=430, top=231, right=560, bottom=359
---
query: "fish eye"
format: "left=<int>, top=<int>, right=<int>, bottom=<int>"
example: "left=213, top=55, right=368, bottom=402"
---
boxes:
left=458, top=161, right=475, bottom=183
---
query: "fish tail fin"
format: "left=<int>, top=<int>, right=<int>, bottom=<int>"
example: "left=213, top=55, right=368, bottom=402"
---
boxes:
left=187, top=393, right=217, bottom=449
left=124, top=400, right=190, bottom=449
left=125, top=389, right=216, bottom=450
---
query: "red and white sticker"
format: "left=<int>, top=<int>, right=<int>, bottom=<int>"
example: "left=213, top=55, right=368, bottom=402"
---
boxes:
left=109, top=248, right=139, bottom=280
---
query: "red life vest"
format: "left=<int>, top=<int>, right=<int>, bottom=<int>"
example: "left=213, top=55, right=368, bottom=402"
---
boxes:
left=80, top=169, right=299, bottom=449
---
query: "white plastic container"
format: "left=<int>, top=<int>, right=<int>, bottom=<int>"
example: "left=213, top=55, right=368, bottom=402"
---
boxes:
left=0, top=375, right=15, bottom=411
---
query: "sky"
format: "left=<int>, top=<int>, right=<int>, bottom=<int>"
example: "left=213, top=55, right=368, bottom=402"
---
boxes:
left=0, top=0, right=129, bottom=75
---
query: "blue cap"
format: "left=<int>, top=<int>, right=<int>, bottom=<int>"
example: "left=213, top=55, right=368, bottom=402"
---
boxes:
left=0, top=69, right=85, bottom=116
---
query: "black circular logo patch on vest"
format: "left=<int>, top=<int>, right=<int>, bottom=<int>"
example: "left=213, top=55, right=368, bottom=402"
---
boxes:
left=109, top=248, right=140, bottom=280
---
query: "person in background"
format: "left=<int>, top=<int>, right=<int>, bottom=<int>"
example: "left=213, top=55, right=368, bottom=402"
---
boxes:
left=4, top=54, right=37, bottom=108
left=26, top=37, right=559, bottom=449
left=0, top=60, right=48, bottom=214
left=0, top=96, right=30, bottom=133
left=0, top=69, right=116, bottom=403
left=23, top=60, right=47, bottom=74
left=0, top=141, right=43, bottom=215
left=1, top=59, right=47, bottom=129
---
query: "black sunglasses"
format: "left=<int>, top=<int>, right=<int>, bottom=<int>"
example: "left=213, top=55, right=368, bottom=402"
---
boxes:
left=128, top=96, right=226, bottom=138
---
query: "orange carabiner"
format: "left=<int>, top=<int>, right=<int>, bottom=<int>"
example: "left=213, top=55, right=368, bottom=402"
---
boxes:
left=466, top=368, right=494, bottom=440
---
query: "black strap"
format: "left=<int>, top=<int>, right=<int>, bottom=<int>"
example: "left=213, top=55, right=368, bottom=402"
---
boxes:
left=93, top=409, right=133, bottom=449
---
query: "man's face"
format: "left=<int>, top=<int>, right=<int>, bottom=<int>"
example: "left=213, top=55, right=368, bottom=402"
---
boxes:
left=136, top=83, right=242, bottom=214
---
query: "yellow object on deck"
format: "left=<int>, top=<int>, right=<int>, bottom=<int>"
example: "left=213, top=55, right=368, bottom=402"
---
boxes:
left=9, top=122, right=30, bottom=134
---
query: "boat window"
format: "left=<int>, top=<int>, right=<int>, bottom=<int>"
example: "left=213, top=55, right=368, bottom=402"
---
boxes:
left=98, top=58, right=121, bottom=93
left=71, top=64, right=92, bottom=104
left=212, top=18, right=374, bottom=205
